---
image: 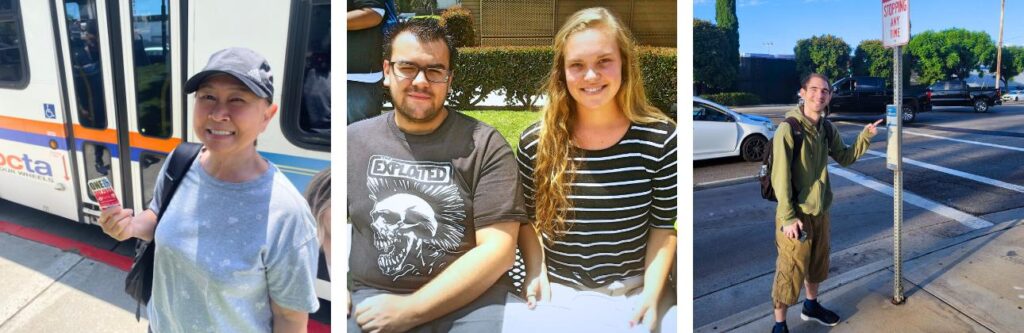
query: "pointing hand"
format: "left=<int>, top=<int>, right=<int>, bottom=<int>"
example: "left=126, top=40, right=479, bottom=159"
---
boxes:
left=865, top=119, right=884, bottom=136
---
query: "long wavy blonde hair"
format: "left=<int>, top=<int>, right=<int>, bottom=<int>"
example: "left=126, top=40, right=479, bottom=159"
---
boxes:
left=532, top=7, right=673, bottom=242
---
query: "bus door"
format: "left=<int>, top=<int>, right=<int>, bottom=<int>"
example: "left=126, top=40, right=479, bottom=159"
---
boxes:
left=52, top=0, right=180, bottom=223
left=113, top=0, right=181, bottom=214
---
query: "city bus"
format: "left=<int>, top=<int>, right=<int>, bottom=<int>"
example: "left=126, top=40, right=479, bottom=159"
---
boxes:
left=0, top=0, right=332, bottom=325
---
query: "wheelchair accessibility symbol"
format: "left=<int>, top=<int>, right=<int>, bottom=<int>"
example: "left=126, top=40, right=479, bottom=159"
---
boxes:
left=43, top=104, right=56, bottom=119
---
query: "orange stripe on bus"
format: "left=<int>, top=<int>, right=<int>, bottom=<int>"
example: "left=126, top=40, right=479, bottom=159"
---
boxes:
left=0, top=115, right=67, bottom=137
left=0, top=115, right=180, bottom=153
left=130, top=133, right=181, bottom=153
left=71, top=125, right=117, bottom=144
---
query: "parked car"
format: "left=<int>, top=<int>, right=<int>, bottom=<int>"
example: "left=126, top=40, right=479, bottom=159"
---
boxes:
left=1002, top=90, right=1023, bottom=102
left=928, top=79, right=1003, bottom=112
left=694, top=97, right=775, bottom=162
left=828, top=76, right=932, bottom=123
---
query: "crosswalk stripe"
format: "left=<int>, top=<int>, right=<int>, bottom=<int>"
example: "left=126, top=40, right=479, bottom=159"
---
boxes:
left=903, top=130, right=1024, bottom=153
left=828, top=166, right=994, bottom=229
left=864, top=150, right=1024, bottom=194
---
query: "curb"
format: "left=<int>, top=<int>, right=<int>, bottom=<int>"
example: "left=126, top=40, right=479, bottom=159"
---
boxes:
left=694, top=176, right=758, bottom=191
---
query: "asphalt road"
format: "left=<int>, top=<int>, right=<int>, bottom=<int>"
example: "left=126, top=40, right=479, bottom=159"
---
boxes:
left=693, top=102, right=1024, bottom=328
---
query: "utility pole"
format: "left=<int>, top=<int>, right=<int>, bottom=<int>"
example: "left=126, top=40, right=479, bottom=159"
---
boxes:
left=996, top=0, right=1006, bottom=92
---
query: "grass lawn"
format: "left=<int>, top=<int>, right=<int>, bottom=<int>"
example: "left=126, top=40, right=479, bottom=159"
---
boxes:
left=461, top=110, right=542, bottom=152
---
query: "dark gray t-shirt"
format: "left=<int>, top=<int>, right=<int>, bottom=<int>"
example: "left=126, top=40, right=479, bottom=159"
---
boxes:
left=347, top=110, right=528, bottom=293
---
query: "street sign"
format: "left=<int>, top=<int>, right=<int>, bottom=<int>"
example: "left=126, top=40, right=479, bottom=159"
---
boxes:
left=882, top=0, right=910, bottom=47
left=886, top=105, right=900, bottom=170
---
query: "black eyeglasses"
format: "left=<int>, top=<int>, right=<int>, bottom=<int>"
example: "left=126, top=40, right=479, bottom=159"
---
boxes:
left=389, top=60, right=450, bottom=83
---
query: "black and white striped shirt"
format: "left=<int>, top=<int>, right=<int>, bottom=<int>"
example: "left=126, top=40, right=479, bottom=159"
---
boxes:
left=517, top=121, right=678, bottom=289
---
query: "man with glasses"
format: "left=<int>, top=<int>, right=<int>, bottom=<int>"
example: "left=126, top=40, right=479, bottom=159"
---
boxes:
left=769, top=73, right=882, bottom=333
left=347, top=19, right=526, bottom=333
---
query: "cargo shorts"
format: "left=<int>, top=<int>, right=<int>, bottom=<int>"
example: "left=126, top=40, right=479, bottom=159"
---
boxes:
left=771, top=210, right=831, bottom=308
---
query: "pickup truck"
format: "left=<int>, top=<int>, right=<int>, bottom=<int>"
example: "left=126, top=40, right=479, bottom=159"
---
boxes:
left=828, top=76, right=933, bottom=123
left=928, top=79, right=1003, bottom=112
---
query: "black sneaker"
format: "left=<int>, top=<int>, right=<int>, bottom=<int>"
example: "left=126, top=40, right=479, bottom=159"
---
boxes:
left=771, top=321, right=789, bottom=333
left=801, top=299, right=840, bottom=326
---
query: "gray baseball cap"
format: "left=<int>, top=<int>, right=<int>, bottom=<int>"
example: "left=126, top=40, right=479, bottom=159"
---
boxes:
left=184, top=47, right=274, bottom=102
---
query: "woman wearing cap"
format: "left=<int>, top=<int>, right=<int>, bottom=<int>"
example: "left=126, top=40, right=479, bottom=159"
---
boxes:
left=509, top=8, right=677, bottom=332
left=99, top=48, right=320, bottom=332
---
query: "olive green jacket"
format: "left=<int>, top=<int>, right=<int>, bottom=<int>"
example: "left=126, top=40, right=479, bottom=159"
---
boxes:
left=771, top=106, right=875, bottom=226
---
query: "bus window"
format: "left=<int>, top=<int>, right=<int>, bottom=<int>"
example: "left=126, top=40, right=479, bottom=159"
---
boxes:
left=82, top=142, right=112, bottom=201
left=0, top=0, right=29, bottom=88
left=130, top=0, right=172, bottom=138
left=300, top=1, right=330, bottom=135
left=138, top=151, right=164, bottom=206
left=281, top=0, right=329, bottom=150
left=65, top=0, right=109, bottom=129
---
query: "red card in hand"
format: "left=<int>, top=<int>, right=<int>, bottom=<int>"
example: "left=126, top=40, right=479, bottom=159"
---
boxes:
left=88, top=177, right=120, bottom=210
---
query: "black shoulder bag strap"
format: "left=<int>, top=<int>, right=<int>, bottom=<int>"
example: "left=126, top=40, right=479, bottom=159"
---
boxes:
left=783, top=117, right=803, bottom=164
left=783, top=117, right=803, bottom=203
left=126, top=142, right=201, bottom=320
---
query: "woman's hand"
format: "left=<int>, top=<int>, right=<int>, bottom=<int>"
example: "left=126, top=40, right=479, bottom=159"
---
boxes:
left=630, top=290, right=660, bottom=332
left=98, top=208, right=158, bottom=242
left=98, top=206, right=135, bottom=241
left=522, top=271, right=551, bottom=309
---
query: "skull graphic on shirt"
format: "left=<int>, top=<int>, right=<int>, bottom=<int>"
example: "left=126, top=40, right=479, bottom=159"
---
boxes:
left=366, top=157, right=466, bottom=281
left=370, top=193, right=440, bottom=277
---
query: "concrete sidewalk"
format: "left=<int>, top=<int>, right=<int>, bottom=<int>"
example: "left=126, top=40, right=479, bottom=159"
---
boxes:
left=698, top=218, right=1024, bottom=332
left=0, top=232, right=149, bottom=332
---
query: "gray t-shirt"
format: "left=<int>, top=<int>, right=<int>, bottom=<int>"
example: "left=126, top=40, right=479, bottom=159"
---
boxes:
left=147, top=153, right=320, bottom=332
left=347, top=110, right=528, bottom=293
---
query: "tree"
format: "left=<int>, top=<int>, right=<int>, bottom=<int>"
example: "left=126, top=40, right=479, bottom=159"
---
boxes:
left=716, top=0, right=739, bottom=90
left=990, top=45, right=1024, bottom=83
left=794, top=35, right=851, bottom=81
left=1012, top=46, right=1024, bottom=83
left=852, top=39, right=912, bottom=86
left=907, top=28, right=995, bottom=85
left=694, top=19, right=736, bottom=93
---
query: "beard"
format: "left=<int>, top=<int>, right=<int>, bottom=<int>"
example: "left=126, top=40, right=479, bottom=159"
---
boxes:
left=395, top=88, right=445, bottom=124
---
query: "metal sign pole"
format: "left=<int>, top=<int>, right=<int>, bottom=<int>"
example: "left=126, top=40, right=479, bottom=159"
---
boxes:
left=883, top=0, right=909, bottom=306
left=891, top=45, right=906, bottom=305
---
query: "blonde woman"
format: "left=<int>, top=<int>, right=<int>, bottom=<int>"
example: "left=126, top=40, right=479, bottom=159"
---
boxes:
left=508, top=7, right=677, bottom=333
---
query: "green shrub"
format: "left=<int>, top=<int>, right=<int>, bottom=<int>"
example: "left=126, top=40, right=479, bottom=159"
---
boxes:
left=450, top=46, right=677, bottom=115
left=450, top=46, right=551, bottom=109
left=700, top=92, right=762, bottom=106
left=440, top=7, right=477, bottom=47
left=638, top=47, right=677, bottom=116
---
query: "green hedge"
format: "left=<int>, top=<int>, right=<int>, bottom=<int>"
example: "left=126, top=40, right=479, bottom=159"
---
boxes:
left=700, top=92, right=761, bottom=106
left=450, top=46, right=677, bottom=115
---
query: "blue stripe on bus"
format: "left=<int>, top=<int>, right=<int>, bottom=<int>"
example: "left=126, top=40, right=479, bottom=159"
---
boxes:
left=0, top=128, right=69, bottom=150
left=75, top=139, right=121, bottom=158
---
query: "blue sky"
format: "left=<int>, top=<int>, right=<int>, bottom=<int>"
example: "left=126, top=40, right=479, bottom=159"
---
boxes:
left=694, top=0, right=1024, bottom=55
